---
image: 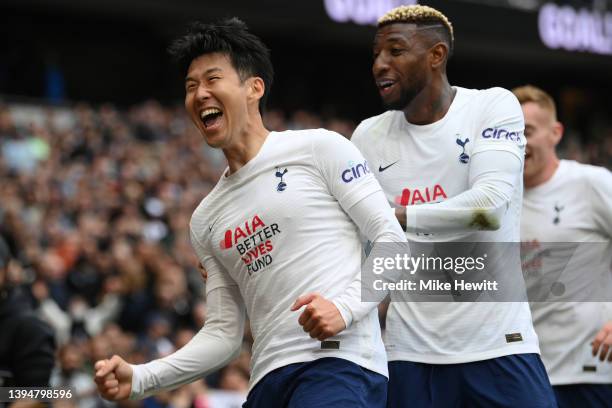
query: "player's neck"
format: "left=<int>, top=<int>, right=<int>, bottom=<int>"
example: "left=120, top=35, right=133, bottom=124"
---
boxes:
left=525, top=157, right=560, bottom=189
left=223, top=115, right=270, bottom=175
left=403, top=78, right=455, bottom=125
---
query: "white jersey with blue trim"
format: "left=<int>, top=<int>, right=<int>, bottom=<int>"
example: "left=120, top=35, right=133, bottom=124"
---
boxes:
left=352, top=86, right=540, bottom=363
left=522, top=159, right=612, bottom=385
left=190, top=129, right=389, bottom=389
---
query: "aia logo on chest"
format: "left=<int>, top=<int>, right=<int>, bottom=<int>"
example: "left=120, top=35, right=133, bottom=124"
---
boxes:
left=394, top=184, right=448, bottom=206
left=553, top=203, right=564, bottom=225
left=219, top=215, right=283, bottom=275
left=275, top=167, right=288, bottom=192
left=456, top=136, right=470, bottom=164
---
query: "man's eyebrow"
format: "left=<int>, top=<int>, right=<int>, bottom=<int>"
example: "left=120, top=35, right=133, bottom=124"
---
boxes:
left=185, top=67, right=222, bottom=82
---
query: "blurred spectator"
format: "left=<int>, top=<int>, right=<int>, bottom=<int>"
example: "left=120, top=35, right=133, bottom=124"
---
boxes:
left=0, top=235, right=55, bottom=390
left=50, top=342, right=99, bottom=408
left=0, top=105, right=50, bottom=173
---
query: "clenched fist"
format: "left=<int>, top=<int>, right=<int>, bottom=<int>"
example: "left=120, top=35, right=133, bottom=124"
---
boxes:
left=291, top=293, right=346, bottom=341
left=94, top=355, right=133, bottom=400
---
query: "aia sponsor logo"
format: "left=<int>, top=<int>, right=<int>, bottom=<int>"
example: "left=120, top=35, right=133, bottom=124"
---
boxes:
left=219, top=215, right=282, bottom=275
left=521, top=239, right=543, bottom=275
left=394, top=184, right=447, bottom=206
left=341, top=160, right=370, bottom=183
left=221, top=215, right=264, bottom=249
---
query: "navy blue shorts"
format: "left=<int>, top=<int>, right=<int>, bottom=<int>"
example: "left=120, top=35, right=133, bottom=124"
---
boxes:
left=553, top=384, right=612, bottom=408
left=387, top=353, right=557, bottom=408
left=243, top=357, right=387, bottom=408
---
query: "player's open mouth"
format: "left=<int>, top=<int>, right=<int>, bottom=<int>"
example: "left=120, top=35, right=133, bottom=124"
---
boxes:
left=376, top=79, right=395, bottom=92
left=200, top=107, right=223, bottom=129
left=377, top=79, right=396, bottom=95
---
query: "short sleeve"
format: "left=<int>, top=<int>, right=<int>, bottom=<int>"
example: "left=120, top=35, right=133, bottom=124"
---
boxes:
left=311, top=130, right=382, bottom=209
left=472, top=88, right=526, bottom=162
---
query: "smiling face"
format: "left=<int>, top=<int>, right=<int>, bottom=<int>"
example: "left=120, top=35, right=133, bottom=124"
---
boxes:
left=522, top=101, right=562, bottom=182
left=372, top=23, right=432, bottom=110
left=184, top=53, right=251, bottom=149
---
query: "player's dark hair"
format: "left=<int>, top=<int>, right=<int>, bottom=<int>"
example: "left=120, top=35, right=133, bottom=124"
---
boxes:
left=168, top=17, right=274, bottom=112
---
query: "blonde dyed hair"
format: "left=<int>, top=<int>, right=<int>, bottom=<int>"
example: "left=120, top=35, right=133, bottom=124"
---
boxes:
left=378, top=5, right=454, bottom=44
left=512, top=85, right=557, bottom=121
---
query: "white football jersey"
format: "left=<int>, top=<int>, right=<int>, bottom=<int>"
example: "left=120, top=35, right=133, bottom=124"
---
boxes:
left=190, top=129, right=388, bottom=389
left=352, top=86, right=540, bottom=363
left=522, top=159, right=612, bottom=385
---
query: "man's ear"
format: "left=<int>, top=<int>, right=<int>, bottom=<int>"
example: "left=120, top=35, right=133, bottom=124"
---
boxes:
left=247, top=77, right=265, bottom=104
left=550, top=121, right=564, bottom=147
left=430, top=42, right=448, bottom=70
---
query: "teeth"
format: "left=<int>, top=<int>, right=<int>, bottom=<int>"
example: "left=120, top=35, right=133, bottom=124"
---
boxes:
left=200, top=108, right=222, bottom=119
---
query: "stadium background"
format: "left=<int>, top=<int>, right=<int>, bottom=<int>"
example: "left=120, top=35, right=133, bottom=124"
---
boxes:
left=0, top=0, right=610, bottom=406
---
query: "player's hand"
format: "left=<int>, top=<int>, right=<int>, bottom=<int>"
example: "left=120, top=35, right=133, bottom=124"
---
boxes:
left=592, top=321, right=612, bottom=362
left=291, top=293, right=346, bottom=341
left=94, top=355, right=133, bottom=400
left=198, top=262, right=208, bottom=281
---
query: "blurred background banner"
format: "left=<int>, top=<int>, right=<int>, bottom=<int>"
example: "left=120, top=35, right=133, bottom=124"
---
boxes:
left=1, top=0, right=610, bottom=167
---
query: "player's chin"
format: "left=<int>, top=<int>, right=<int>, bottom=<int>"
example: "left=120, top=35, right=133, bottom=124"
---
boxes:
left=381, top=94, right=408, bottom=111
left=202, top=129, right=227, bottom=148
left=523, top=161, right=538, bottom=178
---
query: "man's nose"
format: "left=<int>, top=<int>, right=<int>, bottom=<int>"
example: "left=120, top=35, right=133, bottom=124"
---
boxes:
left=195, top=84, right=212, bottom=101
left=373, top=53, right=390, bottom=77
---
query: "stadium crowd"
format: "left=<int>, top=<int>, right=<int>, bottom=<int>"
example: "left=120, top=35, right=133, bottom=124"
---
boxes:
left=0, top=98, right=609, bottom=407
left=0, top=99, right=357, bottom=407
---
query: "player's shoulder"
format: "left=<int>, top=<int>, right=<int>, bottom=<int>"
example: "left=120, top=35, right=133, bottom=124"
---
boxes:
left=465, top=86, right=519, bottom=106
left=273, top=128, right=347, bottom=147
left=460, top=86, right=523, bottom=127
left=352, top=111, right=399, bottom=146
left=355, top=111, right=397, bottom=132
left=563, top=159, right=612, bottom=185
left=290, top=127, right=355, bottom=151
left=271, top=128, right=357, bottom=165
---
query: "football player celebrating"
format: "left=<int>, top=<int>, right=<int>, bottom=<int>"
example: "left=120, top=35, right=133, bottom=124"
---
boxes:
left=94, top=18, right=406, bottom=407
left=515, top=84, right=612, bottom=408
left=352, top=5, right=556, bottom=407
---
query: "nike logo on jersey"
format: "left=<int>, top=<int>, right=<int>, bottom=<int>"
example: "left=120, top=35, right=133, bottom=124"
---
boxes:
left=378, top=161, right=398, bottom=172
left=209, top=217, right=220, bottom=232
